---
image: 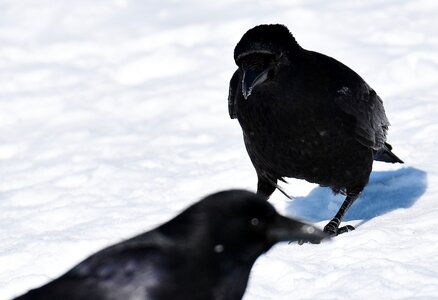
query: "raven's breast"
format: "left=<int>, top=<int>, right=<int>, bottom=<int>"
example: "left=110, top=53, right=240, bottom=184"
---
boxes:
left=238, top=100, right=372, bottom=189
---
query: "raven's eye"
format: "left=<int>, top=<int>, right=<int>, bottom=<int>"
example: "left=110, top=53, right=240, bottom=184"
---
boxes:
left=214, top=244, right=224, bottom=253
left=250, top=218, right=260, bottom=226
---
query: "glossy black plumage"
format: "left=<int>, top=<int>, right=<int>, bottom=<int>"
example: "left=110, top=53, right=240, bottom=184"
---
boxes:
left=229, top=24, right=403, bottom=235
left=14, top=190, right=328, bottom=300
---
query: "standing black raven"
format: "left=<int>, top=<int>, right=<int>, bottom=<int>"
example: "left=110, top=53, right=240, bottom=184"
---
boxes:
left=14, top=190, right=328, bottom=300
left=228, top=24, right=403, bottom=236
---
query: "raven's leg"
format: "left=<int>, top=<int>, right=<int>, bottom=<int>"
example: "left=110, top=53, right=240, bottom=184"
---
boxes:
left=257, top=175, right=277, bottom=200
left=324, top=191, right=361, bottom=236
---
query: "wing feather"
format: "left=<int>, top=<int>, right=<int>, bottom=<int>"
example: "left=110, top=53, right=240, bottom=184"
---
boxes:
left=335, top=82, right=389, bottom=150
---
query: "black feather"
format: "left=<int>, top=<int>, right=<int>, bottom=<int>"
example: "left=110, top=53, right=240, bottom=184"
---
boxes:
left=13, top=190, right=328, bottom=300
left=229, top=24, right=403, bottom=235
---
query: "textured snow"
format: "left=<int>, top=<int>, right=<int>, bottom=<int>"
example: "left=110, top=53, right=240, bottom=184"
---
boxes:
left=1, top=0, right=438, bottom=299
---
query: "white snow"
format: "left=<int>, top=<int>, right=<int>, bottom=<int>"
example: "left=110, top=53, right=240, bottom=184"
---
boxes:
left=1, top=0, right=438, bottom=299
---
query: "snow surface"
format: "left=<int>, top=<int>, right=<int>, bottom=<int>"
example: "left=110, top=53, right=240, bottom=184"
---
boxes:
left=1, top=0, right=438, bottom=299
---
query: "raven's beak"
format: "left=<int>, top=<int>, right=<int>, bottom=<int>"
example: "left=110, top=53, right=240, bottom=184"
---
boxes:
left=242, top=68, right=270, bottom=99
left=267, top=214, right=330, bottom=244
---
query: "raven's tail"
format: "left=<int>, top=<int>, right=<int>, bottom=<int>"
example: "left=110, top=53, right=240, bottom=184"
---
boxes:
left=264, top=176, right=292, bottom=199
left=373, top=142, right=404, bottom=163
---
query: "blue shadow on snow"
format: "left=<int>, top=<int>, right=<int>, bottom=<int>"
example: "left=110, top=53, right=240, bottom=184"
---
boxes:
left=286, top=167, right=427, bottom=222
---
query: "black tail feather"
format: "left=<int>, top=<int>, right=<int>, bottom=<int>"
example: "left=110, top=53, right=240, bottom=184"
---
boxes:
left=265, top=176, right=292, bottom=199
left=373, top=142, right=404, bottom=163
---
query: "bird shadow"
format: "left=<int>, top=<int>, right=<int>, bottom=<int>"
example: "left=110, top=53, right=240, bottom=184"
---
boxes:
left=285, top=167, right=427, bottom=223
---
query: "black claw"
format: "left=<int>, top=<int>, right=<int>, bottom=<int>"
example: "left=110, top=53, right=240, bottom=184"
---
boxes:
left=337, top=225, right=355, bottom=235
left=324, top=220, right=355, bottom=237
left=324, top=224, right=355, bottom=237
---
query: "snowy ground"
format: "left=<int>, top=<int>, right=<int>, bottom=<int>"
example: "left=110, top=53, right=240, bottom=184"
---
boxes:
left=1, top=0, right=438, bottom=299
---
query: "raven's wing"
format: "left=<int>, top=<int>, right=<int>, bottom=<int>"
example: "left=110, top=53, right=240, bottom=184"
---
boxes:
left=228, top=69, right=241, bottom=119
left=334, top=82, right=389, bottom=150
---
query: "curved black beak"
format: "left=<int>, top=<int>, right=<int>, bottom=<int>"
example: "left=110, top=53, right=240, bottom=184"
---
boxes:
left=267, top=214, right=330, bottom=244
left=242, top=68, right=270, bottom=99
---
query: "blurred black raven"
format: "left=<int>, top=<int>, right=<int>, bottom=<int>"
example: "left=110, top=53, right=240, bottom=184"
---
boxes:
left=14, top=190, right=328, bottom=300
left=228, top=24, right=403, bottom=236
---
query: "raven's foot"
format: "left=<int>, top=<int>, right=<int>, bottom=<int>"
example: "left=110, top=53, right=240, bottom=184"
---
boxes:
left=337, top=225, right=355, bottom=235
left=323, top=220, right=355, bottom=236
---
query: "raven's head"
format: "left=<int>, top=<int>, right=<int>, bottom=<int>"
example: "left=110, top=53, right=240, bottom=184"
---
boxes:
left=154, top=190, right=328, bottom=299
left=234, top=24, right=300, bottom=99
left=160, top=190, right=328, bottom=265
